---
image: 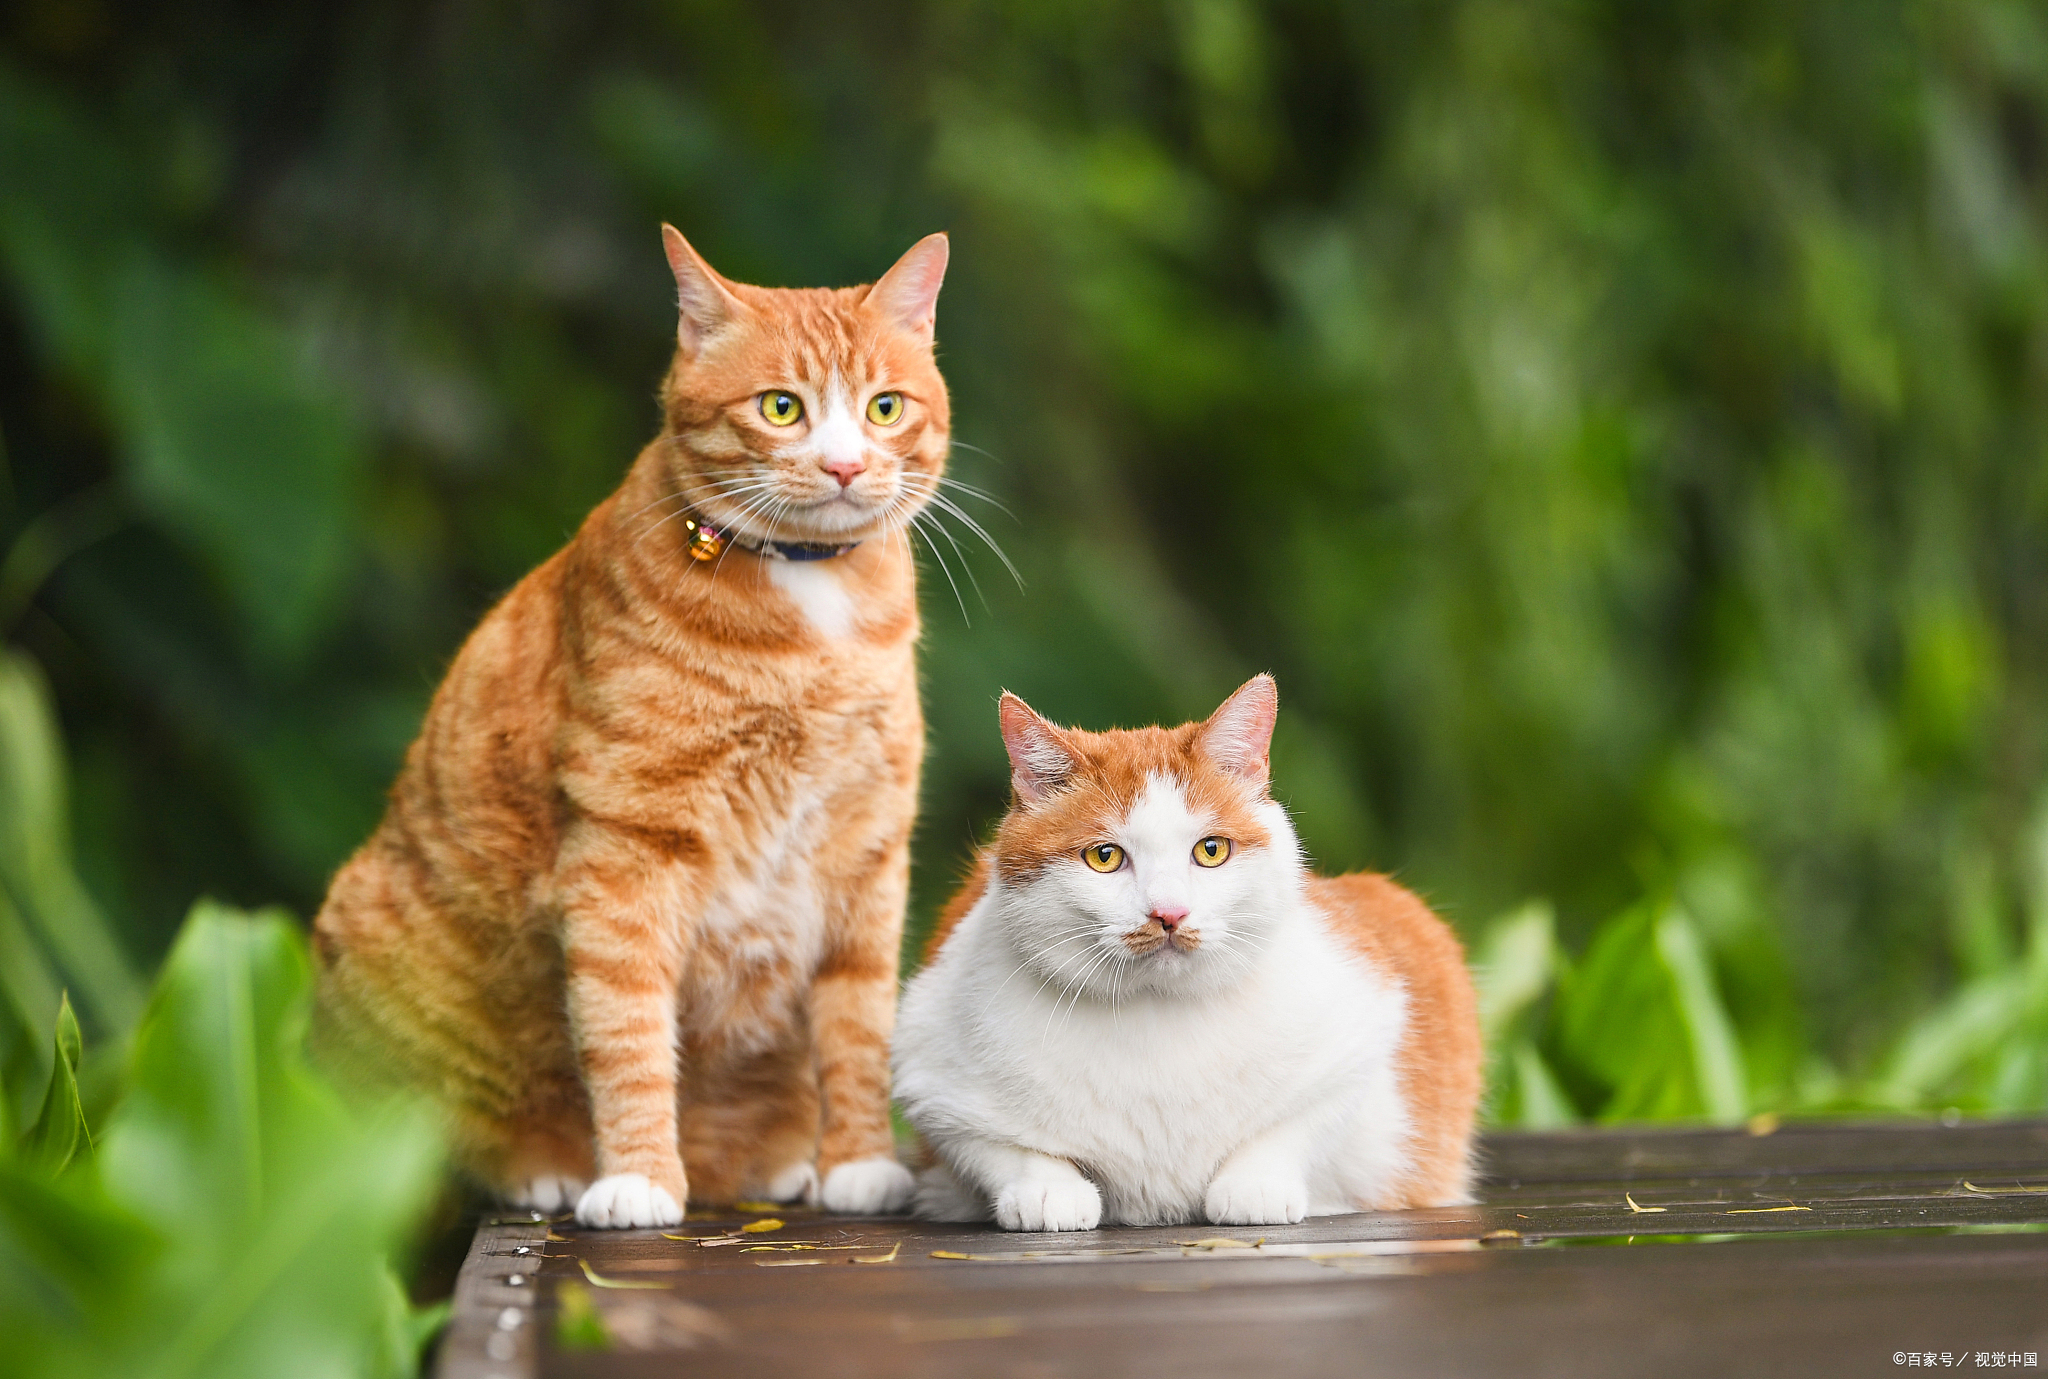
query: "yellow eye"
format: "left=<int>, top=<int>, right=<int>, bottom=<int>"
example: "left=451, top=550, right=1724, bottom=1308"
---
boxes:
left=759, top=391, right=803, bottom=426
left=1082, top=844, right=1124, bottom=873
left=866, top=392, right=904, bottom=425
left=1193, top=837, right=1231, bottom=867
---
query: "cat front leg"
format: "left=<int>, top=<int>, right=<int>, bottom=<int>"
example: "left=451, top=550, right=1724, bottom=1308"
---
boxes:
left=556, top=826, right=691, bottom=1229
left=809, top=941, right=916, bottom=1215
left=1204, top=1118, right=1315, bottom=1226
left=940, top=1136, right=1102, bottom=1231
left=810, top=838, right=917, bottom=1216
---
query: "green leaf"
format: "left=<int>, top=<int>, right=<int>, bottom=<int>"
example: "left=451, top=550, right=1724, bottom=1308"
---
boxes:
left=1505, top=1041, right=1578, bottom=1129
left=0, top=648, right=143, bottom=1037
left=1474, top=901, right=1558, bottom=1045
left=1552, top=903, right=1748, bottom=1123
left=75, top=901, right=442, bottom=1379
left=554, top=1281, right=613, bottom=1351
left=369, top=1268, right=449, bottom=1379
left=19, top=992, right=89, bottom=1175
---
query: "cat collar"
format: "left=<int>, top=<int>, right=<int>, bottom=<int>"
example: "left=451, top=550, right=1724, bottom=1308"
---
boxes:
left=678, top=513, right=858, bottom=564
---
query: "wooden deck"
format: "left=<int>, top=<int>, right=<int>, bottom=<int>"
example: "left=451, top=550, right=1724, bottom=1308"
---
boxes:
left=436, top=1120, right=2048, bottom=1378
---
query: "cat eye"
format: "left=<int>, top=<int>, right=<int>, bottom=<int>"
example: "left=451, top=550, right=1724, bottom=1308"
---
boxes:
left=759, top=391, right=804, bottom=426
left=1193, top=837, right=1232, bottom=867
left=1082, top=843, right=1125, bottom=873
left=866, top=392, right=904, bottom=426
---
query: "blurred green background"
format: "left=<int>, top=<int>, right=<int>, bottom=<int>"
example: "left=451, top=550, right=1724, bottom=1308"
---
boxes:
left=7, top=1, right=2048, bottom=1367
left=9, top=0, right=2048, bottom=1145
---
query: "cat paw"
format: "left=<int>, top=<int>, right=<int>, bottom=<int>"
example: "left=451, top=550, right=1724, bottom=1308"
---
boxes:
left=574, top=1173, right=684, bottom=1229
left=1203, top=1172, right=1308, bottom=1226
left=820, top=1156, right=915, bottom=1215
left=507, top=1174, right=587, bottom=1214
left=995, top=1177, right=1102, bottom=1232
left=764, top=1160, right=820, bottom=1206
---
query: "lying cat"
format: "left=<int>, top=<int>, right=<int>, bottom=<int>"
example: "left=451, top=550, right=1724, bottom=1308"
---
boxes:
left=313, top=226, right=950, bottom=1228
left=893, top=676, right=1481, bottom=1229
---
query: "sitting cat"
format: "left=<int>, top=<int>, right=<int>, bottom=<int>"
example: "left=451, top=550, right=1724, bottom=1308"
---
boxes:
left=313, top=225, right=951, bottom=1228
left=892, top=676, right=1481, bottom=1229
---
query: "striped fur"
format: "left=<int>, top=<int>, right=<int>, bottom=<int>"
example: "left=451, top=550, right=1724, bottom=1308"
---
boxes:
left=312, top=228, right=949, bottom=1225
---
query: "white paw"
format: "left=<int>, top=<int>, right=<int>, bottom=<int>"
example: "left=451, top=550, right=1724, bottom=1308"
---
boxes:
left=575, top=1173, right=684, bottom=1229
left=764, top=1160, right=820, bottom=1206
left=820, top=1156, right=915, bottom=1215
left=508, top=1173, right=588, bottom=1214
left=995, top=1176, right=1102, bottom=1232
left=1204, top=1171, right=1308, bottom=1226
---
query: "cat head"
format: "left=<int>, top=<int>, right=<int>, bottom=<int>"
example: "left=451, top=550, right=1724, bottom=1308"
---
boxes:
left=655, top=226, right=951, bottom=546
left=987, top=676, right=1301, bottom=1000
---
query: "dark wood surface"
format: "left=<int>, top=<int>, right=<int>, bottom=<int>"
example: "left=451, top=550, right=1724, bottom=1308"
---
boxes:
left=436, top=1121, right=2048, bottom=1379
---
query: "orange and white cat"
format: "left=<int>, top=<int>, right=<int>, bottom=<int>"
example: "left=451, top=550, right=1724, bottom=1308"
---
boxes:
left=893, top=677, right=1481, bottom=1229
left=312, top=226, right=951, bottom=1228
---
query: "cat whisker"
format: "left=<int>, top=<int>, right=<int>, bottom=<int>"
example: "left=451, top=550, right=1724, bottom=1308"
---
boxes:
left=911, top=507, right=988, bottom=612
left=929, top=472, right=1014, bottom=517
left=906, top=486, right=1024, bottom=591
left=905, top=514, right=972, bottom=625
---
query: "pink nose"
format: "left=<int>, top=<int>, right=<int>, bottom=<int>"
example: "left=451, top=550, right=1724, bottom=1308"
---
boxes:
left=823, top=457, right=866, bottom=488
left=1149, top=905, right=1189, bottom=931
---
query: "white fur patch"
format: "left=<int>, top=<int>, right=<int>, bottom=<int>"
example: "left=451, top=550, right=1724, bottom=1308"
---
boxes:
left=892, top=778, right=1423, bottom=1230
left=820, top=1155, right=915, bottom=1215
left=768, top=559, right=856, bottom=638
left=575, top=1173, right=683, bottom=1229
left=508, top=1173, right=587, bottom=1214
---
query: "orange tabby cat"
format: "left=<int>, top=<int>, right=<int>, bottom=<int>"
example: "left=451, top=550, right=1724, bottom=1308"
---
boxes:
left=312, top=226, right=950, bottom=1227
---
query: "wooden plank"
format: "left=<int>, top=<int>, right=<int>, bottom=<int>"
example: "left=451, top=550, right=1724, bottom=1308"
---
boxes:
left=436, top=1216, right=550, bottom=1379
left=433, top=1123, right=2048, bottom=1379
left=1483, top=1118, right=2048, bottom=1183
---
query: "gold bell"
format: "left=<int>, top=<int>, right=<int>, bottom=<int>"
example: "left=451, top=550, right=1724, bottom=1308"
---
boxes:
left=685, top=520, right=725, bottom=562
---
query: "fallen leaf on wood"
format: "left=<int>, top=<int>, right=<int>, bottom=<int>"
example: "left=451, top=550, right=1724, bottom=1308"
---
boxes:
left=755, top=1259, right=825, bottom=1267
left=733, top=1201, right=785, bottom=1213
left=1963, top=1181, right=2048, bottom=1194
left=928, top=1250, right=1038, bottom=1261
left=739, top=1218, right=785, bottom=1234
left=1174, top=1237, right=1264, bottom=1250
left=853, top=1241, right=902, bottom=1264
left=1624, top=1194, right=1666, bottom=1214
left=1725, top=1204, right=1811, bottom=1214
left=579, top=1259, right=671, bottom=1290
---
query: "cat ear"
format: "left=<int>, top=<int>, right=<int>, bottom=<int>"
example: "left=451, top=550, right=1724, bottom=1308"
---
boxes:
left=866, top=233, right=949, bottom=347
left=998, top=691, right=1075, bottom=802
left=661, top=225, right=744, bottom=355
left=1198, top=675, right=1279, bottom=787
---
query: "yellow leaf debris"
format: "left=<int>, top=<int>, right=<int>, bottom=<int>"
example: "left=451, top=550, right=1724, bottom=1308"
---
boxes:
left=1624, top=1194, right=1666, bottom=1214
left=577, top=1258, right=670, bottom=1290
left=739, top=1218, right=785, bottom=1234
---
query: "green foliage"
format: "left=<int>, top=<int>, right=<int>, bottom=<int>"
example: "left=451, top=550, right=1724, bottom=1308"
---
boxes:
left=0, top=645, right=141, bottom=1123
left=554, top=1281, right=615, bottom=1351
left=0, top=903, right=443, bottom=1379
left=19, top=992, right=88, bottom=1175
left=1, top=0, right=2046, bottom=1136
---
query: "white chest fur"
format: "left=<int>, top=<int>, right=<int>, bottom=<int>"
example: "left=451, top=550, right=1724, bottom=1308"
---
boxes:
left=768, top=559, right=856, bottom=638
left=894, top=891, right=1416, bottom=1226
